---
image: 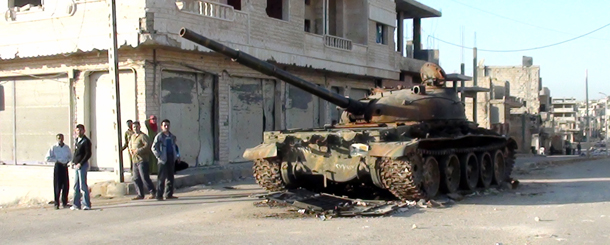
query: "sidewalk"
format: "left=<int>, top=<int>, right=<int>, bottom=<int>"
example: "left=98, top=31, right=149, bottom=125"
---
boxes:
left=0, top=161, right=253, bottom=207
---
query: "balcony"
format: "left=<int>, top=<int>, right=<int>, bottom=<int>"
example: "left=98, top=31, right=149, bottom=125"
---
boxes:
left=552, top=108, right=577, bottom=113
left=175, top=0, right=235, bottom=21
left=324, top=35, right=352, bottom=50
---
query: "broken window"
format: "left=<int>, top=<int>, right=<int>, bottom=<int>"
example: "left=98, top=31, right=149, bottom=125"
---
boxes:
left=376, top=23, right=387, bottom=45
left=227, top=0, right=241, bottom=10
left=9, top=0, right=42, bottom=10
left=266, top=0, right=289, bottom=20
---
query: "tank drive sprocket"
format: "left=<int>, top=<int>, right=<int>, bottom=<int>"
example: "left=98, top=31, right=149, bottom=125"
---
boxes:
left=253, top=157, right=287, bottom=192
left=378, top=154, right=427, bottom=201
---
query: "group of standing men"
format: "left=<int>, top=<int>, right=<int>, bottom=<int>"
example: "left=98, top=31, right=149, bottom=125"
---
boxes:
left=45, top=115, right=181, bottom=210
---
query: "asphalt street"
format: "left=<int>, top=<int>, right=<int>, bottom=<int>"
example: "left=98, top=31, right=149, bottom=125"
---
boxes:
left=1, top=158, right=609, bottom=245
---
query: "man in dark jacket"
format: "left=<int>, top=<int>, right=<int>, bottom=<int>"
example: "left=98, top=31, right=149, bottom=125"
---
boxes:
left=70, top=124, right=92, bottom=210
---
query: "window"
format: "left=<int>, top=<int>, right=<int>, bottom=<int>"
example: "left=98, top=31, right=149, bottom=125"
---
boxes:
left=9, top=0, right=42, bottom=9
left=267, top=0, right=289, bottom=20
left=227, top=0, right=241, bottom=10
left=376, top=23, right=387, bottom=45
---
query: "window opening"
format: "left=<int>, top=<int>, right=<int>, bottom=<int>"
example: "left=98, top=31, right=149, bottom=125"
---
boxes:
left=267, top=0, right=283, bottom=19
left=10, top=0, right=42, bottom=9
left=304, top=19, right=311, bottom=32
left=227, top=0, right=241, bottom=10
left=376, top=23, right=387, bottom=45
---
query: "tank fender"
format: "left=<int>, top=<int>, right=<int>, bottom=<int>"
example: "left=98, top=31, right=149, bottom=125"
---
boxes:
left=368, top=141, right=419, bottom=158
left=242, top=143, right=278, bottom=160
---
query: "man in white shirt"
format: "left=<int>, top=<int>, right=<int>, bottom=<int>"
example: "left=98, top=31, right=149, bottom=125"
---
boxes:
left=45, top=133, right=72, bottom=209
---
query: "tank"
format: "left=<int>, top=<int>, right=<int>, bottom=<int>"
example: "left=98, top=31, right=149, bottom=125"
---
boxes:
left=179, top=28, right=518, bottom=201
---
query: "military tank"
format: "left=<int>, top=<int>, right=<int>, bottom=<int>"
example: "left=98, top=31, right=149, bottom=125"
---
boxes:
left=179, top=27, right=518, bottom=201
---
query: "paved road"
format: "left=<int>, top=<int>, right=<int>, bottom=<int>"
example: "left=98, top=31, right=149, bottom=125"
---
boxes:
left=1, top=158, right=609, bottom=245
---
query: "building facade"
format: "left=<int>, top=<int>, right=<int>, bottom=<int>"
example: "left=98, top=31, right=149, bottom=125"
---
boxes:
left=0, top=0, right=440, bottom=170
left=552, top=98, right=580, bottom=143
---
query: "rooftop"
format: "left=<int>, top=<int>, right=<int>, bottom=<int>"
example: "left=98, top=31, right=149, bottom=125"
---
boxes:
left=396, top=0, right=442, bottom=18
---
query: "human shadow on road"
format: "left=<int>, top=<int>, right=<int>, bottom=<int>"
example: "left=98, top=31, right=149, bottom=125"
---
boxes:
left=97, top=195, right=258, bottom=210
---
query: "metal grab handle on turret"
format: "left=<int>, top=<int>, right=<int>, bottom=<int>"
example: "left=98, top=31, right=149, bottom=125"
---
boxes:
left=179, top=27, right=366, bottom=115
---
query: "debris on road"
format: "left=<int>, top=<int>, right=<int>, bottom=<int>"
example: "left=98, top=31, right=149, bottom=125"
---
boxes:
left=253, top=188, right=464, bottom=219
left=253, top=184, right=516, bottom=220
left=254, top=188, right=414, bottom=218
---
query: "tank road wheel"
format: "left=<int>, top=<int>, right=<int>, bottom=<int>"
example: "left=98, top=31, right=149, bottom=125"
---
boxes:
left=492, top=149, right=506, bottom=185
left=253, top=157, right=288, bottom=192
left=477, top=152, right=493, bottom=189
left=459, top=153, right=480, bottom=191
left=378, top=155, right=425, bottom=201
left=422, top=156, right=441, bottom=198
left=439, top=154, right=461, bottom=194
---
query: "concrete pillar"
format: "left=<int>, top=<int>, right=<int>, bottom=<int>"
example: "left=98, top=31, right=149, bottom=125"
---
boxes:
left=397, top=12, right=404, bottom=55
left=413, top=18, right=421, bottom=53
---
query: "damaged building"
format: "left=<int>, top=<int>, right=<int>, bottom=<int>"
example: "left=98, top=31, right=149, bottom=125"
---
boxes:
left=0, top=0, right=441, bottom=171
left=473, top=57, right=555, bottom=154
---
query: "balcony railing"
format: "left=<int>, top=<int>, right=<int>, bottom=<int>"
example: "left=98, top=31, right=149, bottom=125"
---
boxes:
left=176, top=0, right=235, bottom=21
left=324, top=35, right=352, bottom=50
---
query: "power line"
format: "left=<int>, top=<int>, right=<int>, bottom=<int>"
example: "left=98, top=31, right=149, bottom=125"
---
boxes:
left=427, top=22, right=610, bottom=52
left=445, top=0, right=610, bottom=41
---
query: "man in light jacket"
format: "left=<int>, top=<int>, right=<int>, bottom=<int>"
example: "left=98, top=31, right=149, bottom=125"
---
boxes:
left=151, top=119, right=180, bottom=201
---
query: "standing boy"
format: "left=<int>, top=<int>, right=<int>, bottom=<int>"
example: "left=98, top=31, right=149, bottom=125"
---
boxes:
left=152, top=119, right=180, bottom=200
left=129, top=121, right=156, bottom=200
left=45, top=133, right=72, bottom=209
left=71, top=124, right=92, bottom=210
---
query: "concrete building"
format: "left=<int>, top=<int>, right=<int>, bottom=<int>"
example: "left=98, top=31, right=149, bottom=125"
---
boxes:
left=472, top=57, right=553, bottom=153
left=0, top=0, right=441, bottom=170
left=552, top=98, right=580, bottom=142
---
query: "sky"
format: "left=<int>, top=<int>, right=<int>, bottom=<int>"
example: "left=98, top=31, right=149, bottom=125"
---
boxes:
left=408, top=0, right=610, bottom=101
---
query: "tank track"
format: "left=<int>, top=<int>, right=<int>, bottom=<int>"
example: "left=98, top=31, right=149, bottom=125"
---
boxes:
left=252, top=158, right=286, bottom=192
left=378, top=154, right=425, bottom=201
left=379, top=142, right=517, bottom=201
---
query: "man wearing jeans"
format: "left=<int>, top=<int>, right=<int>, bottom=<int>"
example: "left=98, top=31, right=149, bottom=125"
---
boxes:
left=129, top=121, right=156, bottom=200
left=71, top=124, right=92, bottom=210
left=152, top=119, right=180, bottom=201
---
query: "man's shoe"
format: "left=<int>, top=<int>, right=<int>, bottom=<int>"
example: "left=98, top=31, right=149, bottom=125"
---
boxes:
left=165, top=196, right=178, bottom=199
left=131, top=196, right=144, bottom=200
left=82, top=206, right=91, bottom=210
left=54, top=206, right=59, bottom=210
left=62, top=205, right=69, bottom=209
left=70, top=206, right=80, bottom=210
left=156, top=197, right=164, bottom=201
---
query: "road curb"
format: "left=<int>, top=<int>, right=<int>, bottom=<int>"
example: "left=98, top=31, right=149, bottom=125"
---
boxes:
left=90, top=162, right=254, bottom=198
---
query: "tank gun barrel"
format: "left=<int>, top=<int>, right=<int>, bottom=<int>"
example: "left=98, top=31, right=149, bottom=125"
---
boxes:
left=179, top=27, right=366, bottom=115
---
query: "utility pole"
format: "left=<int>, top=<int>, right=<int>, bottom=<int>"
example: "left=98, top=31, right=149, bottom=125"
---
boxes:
left=472, top=33, right=478, bottom=125
left=108, top=0, right=124, bottom=182
left=473, top=46, right=478, bottom=125
left=585, top=70, right=590, bottom=143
